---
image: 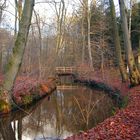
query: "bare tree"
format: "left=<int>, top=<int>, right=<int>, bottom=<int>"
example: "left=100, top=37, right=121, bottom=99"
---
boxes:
left=87, top=0, right=93, bottom=68
left=14, top=0, right=18, bottom=35
left=34, top=10, right=43, bottom=79
left=128, top=0, right=137, bottom=38
left=18, top=0, right=22, bottom=20
left=0, top=0, right=7, bottom=24
left=15, top=0, right=23, bottom=36
left=109, top=0, right=127, bottom=82
left=119, top=0, right=140, bottom=86
left=2, top=0, right=35, bottom=104
left=82, top=0, right=93, bottom=68
left=54, top=0, right=66, bottom=53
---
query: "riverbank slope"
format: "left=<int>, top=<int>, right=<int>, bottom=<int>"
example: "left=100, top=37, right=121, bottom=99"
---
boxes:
left=0, top=76, right=56, bottom=114
left=65, top=69, right=140, bottom=140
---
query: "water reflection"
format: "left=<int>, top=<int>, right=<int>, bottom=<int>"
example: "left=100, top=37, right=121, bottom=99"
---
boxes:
left=0, top=86, right=115, bottom=140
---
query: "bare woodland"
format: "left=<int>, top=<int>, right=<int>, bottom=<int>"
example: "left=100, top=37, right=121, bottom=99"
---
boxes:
left=0, top=0, right=140, bottom=105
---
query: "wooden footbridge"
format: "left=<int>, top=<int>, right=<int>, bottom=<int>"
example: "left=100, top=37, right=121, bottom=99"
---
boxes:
left=55, top=67, right=78, bottom=89
left=55, top=67, right=77, bottom=76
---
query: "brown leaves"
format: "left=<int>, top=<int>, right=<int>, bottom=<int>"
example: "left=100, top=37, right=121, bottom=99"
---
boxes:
left=65, top=71, right=140, bottom=140
left=12, top=76, right=55, bottom=105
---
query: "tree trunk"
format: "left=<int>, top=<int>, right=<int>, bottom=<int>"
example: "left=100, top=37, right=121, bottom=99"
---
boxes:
left=86, top=0, right=93, bottom=69
left=55, top=0, right=65, bottom=54
left=18, top=0, right=22, bottom=21
left=109, top=0, right=128, bottom=82
left=0, top=119, right=16, bottom=140
left=139, top=35, right=140, bottom=48
left=138, top=37, right=140, bottom=70
left=0, top=1, right=7, bottom=24
left=17, top=119, right=22, bottom=140
left=119, top=0, right=140, bottom=86
left=128, top=0, right=132, bottom=39
left=2, top=0, right=34, bottom=103
left=87, top=9, right=93, bottom=68
left=0, top=50, right=2, bottom=72
left=34, top=10, right=42, bottom=79
left=81, top=15, right=85, bottom=64
left=15, top=0, right=18, bottom=36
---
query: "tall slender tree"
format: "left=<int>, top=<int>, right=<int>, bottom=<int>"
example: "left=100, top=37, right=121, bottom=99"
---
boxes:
left=109, top=0, right=127, bottom=82
left=81, top=0, right=93, bottom=68
left=1, top=0, right=35, bottom=104
left=0, top=0, right=7, bottom=24
left=119, top=0, right=140, bottom=86
left=18, top=0, right=22, bottom=20
left=14, top=0, right=22, bottom=35
left=34, top=10, right=43, bottom=79
left=87, top=0, right=93, bottom=68
left=55, top=0, right=66, bottom=53
left=14, top=0, right=18, bottom=36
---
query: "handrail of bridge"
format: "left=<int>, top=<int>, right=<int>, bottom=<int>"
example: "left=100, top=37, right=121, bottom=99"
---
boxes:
left=55, top=66, right=94, bottom=76
left=56, top=67, right=76, bottom=72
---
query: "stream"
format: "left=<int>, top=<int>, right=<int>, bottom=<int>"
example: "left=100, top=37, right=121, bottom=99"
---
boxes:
left=0, top=85, right=116, bottom=140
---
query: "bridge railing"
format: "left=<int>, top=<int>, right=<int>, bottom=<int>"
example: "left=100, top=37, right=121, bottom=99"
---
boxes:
left=56, top=67, right=76, bottom=74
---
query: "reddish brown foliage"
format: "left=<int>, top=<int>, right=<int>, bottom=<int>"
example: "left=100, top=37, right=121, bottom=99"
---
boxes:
left=65, top=69, right=140, bottom=140
left=0, top=75, right=56, bottom=105
left=13, top=77, right=56, bottom=105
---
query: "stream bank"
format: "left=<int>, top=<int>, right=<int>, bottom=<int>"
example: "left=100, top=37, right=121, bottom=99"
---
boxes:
left=65, top=70, right=140, bottom=140
left=0, top=77, right=56, bottom=114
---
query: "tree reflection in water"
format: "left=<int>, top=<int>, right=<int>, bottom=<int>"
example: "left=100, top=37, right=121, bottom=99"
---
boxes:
left=0, top=111, right=25, bottom=140
left=0, top=86, right=115, bottom=140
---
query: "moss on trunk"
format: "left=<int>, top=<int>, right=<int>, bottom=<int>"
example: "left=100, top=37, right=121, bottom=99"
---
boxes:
left=0, top=99, right=11, bottom=113
left=109, top=0, right=127, bottom=82
left=2, top=0, right=34, bottom=105
left=0, top=89, right=11, bottom=113
left=129, top=66, right=140, bottom=86
left=119, top=0, right=140, bottom=86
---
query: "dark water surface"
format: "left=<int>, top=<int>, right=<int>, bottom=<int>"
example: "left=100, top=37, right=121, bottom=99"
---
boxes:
left=0, top=86, right=116, bottom=140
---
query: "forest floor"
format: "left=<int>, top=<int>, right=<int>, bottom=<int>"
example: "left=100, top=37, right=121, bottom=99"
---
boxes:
left=65, top=68, right=140, bottom=140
